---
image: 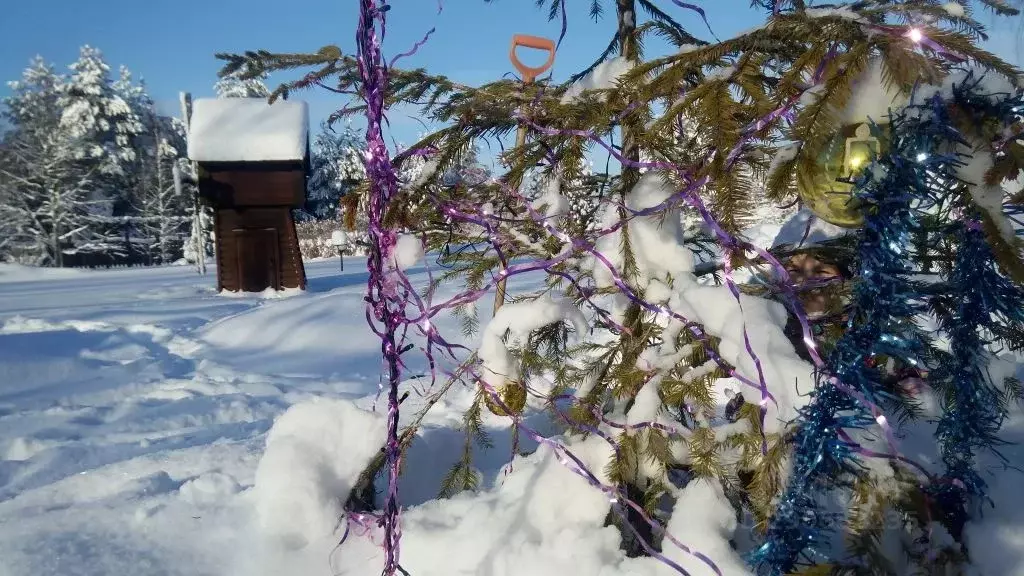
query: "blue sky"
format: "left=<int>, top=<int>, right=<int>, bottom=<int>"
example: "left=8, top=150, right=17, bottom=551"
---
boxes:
left=1, top=0, right=1021, bottom=148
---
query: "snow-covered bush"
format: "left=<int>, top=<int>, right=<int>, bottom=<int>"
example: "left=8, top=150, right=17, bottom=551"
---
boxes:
left=295, top=219, right=366, bottom=260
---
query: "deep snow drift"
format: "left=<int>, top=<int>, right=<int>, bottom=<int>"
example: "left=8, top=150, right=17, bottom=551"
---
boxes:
left=0, top=256, right=1022, bottom=576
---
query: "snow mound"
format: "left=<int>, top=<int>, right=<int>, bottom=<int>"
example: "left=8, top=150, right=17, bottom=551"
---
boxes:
left=530, top=171, right=569, bottom=220
left=956, top=134, right=1018, bottom=245
left=0, top=315, right=201, bottom=359
left=661, top=479, right=750, bottom=575
left=198, top=290, right=380, bottom=376
left=188, top=98, right=309, bottom=162
left=673, top=279, right=813, bottom=431
left=244, top=435, right=625, bottom=576
left=218, top=287, right=305, bottom=299
left=252, top=397, right=386, bottom=550
left=123, top=471, right=183, bottom=499
left=180, top=471, right=242, bottom=506
left=479, top=295, right=587, bottom=389
left=252, top=436, right=758, bottom=576
left=592, top=172, right=694, bottom=293
left=389, top=234, right=423, bottom=271
left=942, top=2, right=965, bottom=17
left=3, top=437, right=55, bottom=461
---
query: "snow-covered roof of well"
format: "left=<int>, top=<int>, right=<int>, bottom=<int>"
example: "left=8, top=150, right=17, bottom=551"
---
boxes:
left=187, top=98, right=309, bottom=163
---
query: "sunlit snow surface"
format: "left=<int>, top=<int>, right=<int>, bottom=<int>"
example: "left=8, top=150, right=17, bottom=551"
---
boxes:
left=0, top=254, right=1021, bottom=576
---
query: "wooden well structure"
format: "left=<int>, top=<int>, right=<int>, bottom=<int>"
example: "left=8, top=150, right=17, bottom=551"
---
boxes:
left=187, top=98, right=309, bottom=293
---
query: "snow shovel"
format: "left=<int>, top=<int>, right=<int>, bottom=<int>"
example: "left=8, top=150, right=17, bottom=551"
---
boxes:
left=493, top=34, right=556, bottom=315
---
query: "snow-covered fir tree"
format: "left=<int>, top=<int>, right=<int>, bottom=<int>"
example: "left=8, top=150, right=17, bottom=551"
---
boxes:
left=130, top=98, right=192, bottom=264
left=219, top=2, right=1024, bottom=573
left=181, top=173, right=215, bottom=267
left=303, top=121, right=365, bottom=221
left=1, top=49, right=195, bottom=266
left=214, top=65, right=270, bottom=99
left=56, top=47, right=151, bottom=260
left=59, top=46, right=143, bottom=174
left=0, top=57, right=104, bottom=266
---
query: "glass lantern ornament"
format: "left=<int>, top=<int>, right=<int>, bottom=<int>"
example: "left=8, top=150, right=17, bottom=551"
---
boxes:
left=802, top=121, right=886, bottom=228
left=843, top=123, right=881, bottom=179
left=798, top=58, right=904, bottom=228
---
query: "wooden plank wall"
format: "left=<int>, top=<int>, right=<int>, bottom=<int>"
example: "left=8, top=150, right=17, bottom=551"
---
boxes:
left=215, top=208, right=306, bottom=291
left=203, top=167, right=305, bottom=208
left=283, top=212, right=307, bottom=290
left=214, top=210, right=236, bottom=292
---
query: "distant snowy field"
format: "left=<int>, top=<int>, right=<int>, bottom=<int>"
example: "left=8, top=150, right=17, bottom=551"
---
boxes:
left=1, top=247, right=1023, bottom=575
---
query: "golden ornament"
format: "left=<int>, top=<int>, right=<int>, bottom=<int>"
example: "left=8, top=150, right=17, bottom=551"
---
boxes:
left=484, top=380, right=528, bottom=417
left=801, top=58, right=906, bottom=229
left=802, top=122, right=885, bottom=228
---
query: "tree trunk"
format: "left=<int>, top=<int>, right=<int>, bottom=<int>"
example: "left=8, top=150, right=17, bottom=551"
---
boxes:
left=616, top=0, right=641, bottom=193
left=608, top=0, right=659, bottom=559
left=615, top=0, right=645, bottom=363
left=52, top=191, right=63, bottom=268
left=155, top=120, right=170, bottom=265
left=180, top=92, right=206, bottom=275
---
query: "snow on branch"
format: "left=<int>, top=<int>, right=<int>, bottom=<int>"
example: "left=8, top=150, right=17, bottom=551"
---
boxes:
left=479, top=296, right=587, bottom=390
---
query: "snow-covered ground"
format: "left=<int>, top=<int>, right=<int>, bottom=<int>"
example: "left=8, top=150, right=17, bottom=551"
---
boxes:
left=0, top=259, right=517, bottom=575
left=1, top=256, right=1023, bottom=576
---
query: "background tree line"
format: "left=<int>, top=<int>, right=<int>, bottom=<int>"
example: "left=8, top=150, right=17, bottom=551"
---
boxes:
left=0, top=46, right=377, bottom=268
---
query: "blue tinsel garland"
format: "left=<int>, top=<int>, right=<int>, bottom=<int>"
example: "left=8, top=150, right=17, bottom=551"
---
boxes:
left=898, top=74, right=1024, bottom=537
left=750, top=72, right=1024, bottom=574
left=924, top=75, right=1024, bottom=533
left=928, top=216, right=1024, bottom=534
left=750, top=110, right=933, bottom=575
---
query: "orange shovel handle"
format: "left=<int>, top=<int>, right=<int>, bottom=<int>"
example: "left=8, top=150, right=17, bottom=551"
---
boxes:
left=509, top=34, right=556, bottom=83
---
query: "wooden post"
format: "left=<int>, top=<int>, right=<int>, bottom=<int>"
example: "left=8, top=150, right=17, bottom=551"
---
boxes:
left=493, top=123, right=528, bottom=316
left=179, top=91, right=206, bottom=276
left=494, top=34, right=556, bottom=316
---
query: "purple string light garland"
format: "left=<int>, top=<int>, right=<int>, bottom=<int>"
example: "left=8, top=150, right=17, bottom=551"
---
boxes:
left=355, top=1, right=408, bottom=574
left=460, top=366, right=726, bottom=576
left=506, top=46, right=844, bottom=451
left=345, top=4, right=962, bottom=575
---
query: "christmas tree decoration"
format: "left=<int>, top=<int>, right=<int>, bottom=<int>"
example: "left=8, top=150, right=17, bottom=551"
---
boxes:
left=483, top=379, right=528, bottom=417
left=885, top=71, right=1024, bottom=539
left=801, top=122, right=882, bottom=228
left=930, top=215, right=1024, bottom=537
left=752, top=68, right=1024, bottom=575
left=750, top=89, right=940, bottom=575
left=797, top=58, right=909, bottom=229
left=352, top=2, right=417, bottom=574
